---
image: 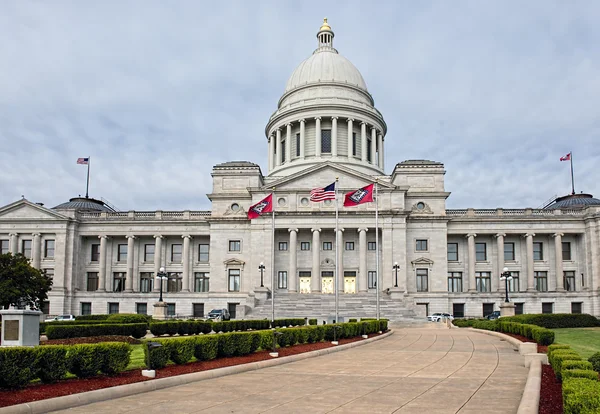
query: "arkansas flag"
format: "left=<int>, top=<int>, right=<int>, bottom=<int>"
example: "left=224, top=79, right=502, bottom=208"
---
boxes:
left=560, top=153, right=571, bottom=161
left=248, top=194, right=273, bottom=219
left=344, top=183, right=374, bottom=207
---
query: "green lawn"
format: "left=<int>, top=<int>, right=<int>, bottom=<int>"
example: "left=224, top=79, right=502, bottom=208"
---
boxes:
left=127, top=344, right=147, bottom=370
left=552, top=327, right=600, bottom=358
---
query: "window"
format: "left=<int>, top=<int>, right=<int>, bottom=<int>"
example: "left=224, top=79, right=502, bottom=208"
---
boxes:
left=416, top=239, right=428, bottom=251
left=344, top=271, right=357, bottom=277
left=22, top=240, right=32, bottom=259
left=504, top=242, right=515, bottom=261
left=476, top=271, right=491, bottom=292
left=171, top=244, right=182, bottom=262
left=140, top=272, right=153, bottom=293
left=117, top=244, right=127, bottom=262
left=44, top=240, right=55, bottom=258
left=367, top=138, right=372, bottom=162
left=279, top=242, right=288, bottom=251
left=447, top=243, right=458, bottom=261
left=508, top=271, right=520, bottom=292
left=229, top=240, right=241, bottom=252
left=194, top=272, right=209, bottom=292
left=299, top=271, right=311, bottom=277
left=167, top=303, right=176, bottom=317
left=81, top=302, right=92, bottom=316
left=416, top=268, right=428, bottom=292
left=198, top=244, right=209, bottom=262
left=323, top=242, right=332, bottom=250
left=368, top=271, right=377, bottom=289
left=91, top=244, right=100, bottom=261
left=483, top=303, right=495, bottom=318
left=86, top=272, right=99, bottom=291
left=515, top=303, right=524, bottom=315
left=300, top=242, right=310, bottom=251
left=452, top=303, right=465, bottom=318
left=296, top=133, right=300, bottom=157
left=533, top=242, right=543, bottom=260
left=447, top=272, right=462, bottom=292
left=564, top=271, right=576, bottom=291
left=321, top=129, right=332, bottom=153
left=475, top=243, right=487, bottom=261
left=352, top=132, right=357, bottom=156
left=228, top=269, right=240, bottom=292
left=368, top=242, right=376, bottom=251
left=136, top=303, right=147, bottom=315
left=571, top=302, right=582, bottom=314
left=534, top=271, right=548, bottom=292
left=144, top=244, right=155, bottom=262
left=0, top=239, right=8, bottom=255
left=167, top=272, right=182, bottom=293
left=281, top=139, right=286, bottom=163
left=322, top=271, right=334, bottom=277
left=108, top=302, right=119, bottom=314
left=278, top=271, right=288, bottom=289
left=113, top=272, right=126, bottom=292
left=345, top=242, right=355, bottom=251
left=542, top=302, right=553, bottom=314
left=562, top=242, right=571, bottom=261
left=193, top=303, right=205, bottom=318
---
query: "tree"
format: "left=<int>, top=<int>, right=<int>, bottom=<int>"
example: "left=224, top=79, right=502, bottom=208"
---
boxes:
left=0, top=253, right=53, bottom=310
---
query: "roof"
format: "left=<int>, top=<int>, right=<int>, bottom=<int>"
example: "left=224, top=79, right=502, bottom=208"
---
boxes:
left=53, top=197, right=114, bottom=212
left=397, top=160, right=444, bottom=166
left=213, top=161, right=260, bottom=168
left=543, top=193, right=600, bottom=210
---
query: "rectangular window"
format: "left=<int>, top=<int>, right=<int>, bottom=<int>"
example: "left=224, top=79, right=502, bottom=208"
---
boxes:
left=113, top=272, right=126, bottom=292
left=228, top=269, right=240, bottom=292
left=562, top=242, right=571, bottom=261
left=22, top=240, right=32, bottom=259
left=542, top=302, right=553, bottom=314
left=515, top=303, right=524, bottom=315
left=296, top=133, right=300, bottom=157
left=229, top=240, right=241, bottom=252
left=321, top=129, right=332, bottom=153
left=533, top=242, right=543, bottom=260
left=323, top=242, right=332, bottom=250
left=300, top=242, right=310, bottom=251
left=504, top=242, right=515, bottom=261
left=344, top=271, right=357, bottom=277
left=198, top=244, right=209, bottom=262
left=322, top=271, right=334, bottom=277
left=508, top=271, right=520, bottom=292
left=476, top=271, right=491, bottom=292
left=453, top=303, right=465, bottom=318
left=345, top=242, right=355, bottom=251
left=447, top=272, right=463, bottom=292
left=368, top=242, right=376, bottom=251
left=278, top=271, right=288, bottom=289
left=144, top=244, right=155, bottom=262
left=136, top=303, right=147, bottom=315
left=535, top=271, right=548, bottom=292
left=171, top=244, right=182, bottom=262
left=194, top=272, right=209, bottom=292
left=167, top=303, right=176, bottom=317
left=368, top=271, right=377, bottom=289
left=299, top=271, right=311, bottom=277
left=571, top=302, right=582, bottom=314
left=167, top=272, right=182, bottom=293
left=91, top=244, right=100, bottom=261
left=352, top=132, right=357, bottom=156
left=86, top=272, right=99, bottom=291
left=367, top=138, right=372, bottom=162
left=118, top=244, right=127, bottom=262
left=0, top=239, right=8, bottom=255
left=108, top=302, right=119, bottom=314
left=416, top=239, right=428, bottom=251
left=447, top=243, right=458, bottom=261
left=140, top=272, right=153, bottom=293
left=44, top=240, right=55, bottom=258
left=281, top=139, right=286, bottom=163
left=475, top=243, right=487, bottom=261
left=81, top=302, right=92, bottom=316
left=564, top=271, right=576, bottom=292
left=278, top=242, right=288, bottom=251
left=193, top=303, right=205, bottom=318
left=483, top=303, right=495, bottom=318
left=416, top=268, right=428, bottom=292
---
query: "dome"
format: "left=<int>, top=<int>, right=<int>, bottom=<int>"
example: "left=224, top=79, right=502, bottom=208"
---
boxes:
left=543, top=193, right=600, bottom=210
left=53, top=197, right=114, bottom=212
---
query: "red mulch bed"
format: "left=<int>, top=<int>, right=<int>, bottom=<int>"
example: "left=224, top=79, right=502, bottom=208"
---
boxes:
left=0, top=333, right=380, bottom=408
left=41, top=335, right=142, bottom=346
left=539, top=364, right=563, bottom=414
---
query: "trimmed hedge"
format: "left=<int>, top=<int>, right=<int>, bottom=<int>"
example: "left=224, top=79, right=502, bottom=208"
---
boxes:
left=0, top=347, right=37, bottom=388
left=453, top=318, right=555, bottom=345
left=550, top=350, right=583, bottom=380
left=46, top=323, right=147, bottom=339
left=106, top=313, right=151, bottom=324
left=502, top=313, right=600, bottom=329
left=589, top=352, right=600, bottom=373
left=308, top=319, right=317, bottom=326
left=562, top=369, right=599, bottom=381
left=149, top=319, right=270, bottom=337
left=35, top=345, right=69, bottom=383
left=75, top=314, right=111, bottom=321
left=271, top=318, right=307, bottom=328
left=563, top=378, right=600, bottom=414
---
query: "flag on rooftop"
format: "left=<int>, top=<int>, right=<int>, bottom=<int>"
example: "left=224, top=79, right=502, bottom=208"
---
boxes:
left=310, top=182, right=336, bottom=202
left=77, top=157, right=89, bottom=165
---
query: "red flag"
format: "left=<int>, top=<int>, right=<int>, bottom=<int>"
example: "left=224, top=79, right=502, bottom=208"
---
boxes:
left=560, top=153, right=571, bottom=161
left=344, top=183, right=374, bottom=207
left=247, top=194, right=273, bottom=219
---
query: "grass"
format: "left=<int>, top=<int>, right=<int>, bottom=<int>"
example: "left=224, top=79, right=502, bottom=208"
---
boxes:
left=126, top=344, right=147, bottom=370
left=552, top=327, right=600, bottom=358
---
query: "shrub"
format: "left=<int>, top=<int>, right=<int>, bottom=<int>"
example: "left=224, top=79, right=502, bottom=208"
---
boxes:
left=46, top=323, right=147, bottom=339
left=548, top=344, right=571, bottom=355
left=472, top=320, right=498, bottom=331
left=249, top=332, right=261, bottom=352
left=144, top=341, right=171, bottom=369
left=149, top=322, right=169, bottom=336
left=233, top=333, right=253, bottom=356
left=379, top=319, right=389, bottom=332
left=0, top=347, right=37, bottom=388
left=162, top=338, right=194, bottom=365
left=348, top=318, right=357, bottom=323
left=531, top=327, right=555, bottom=346
left=68, top=344, right=103, bottom=378
left=550, top=350, right=583, bottom=380
left=562, top=369, right=600, bottom=381
left=212, top=321, right=224, bottom=333
left=35, top=345, right=69, bottom=383
left=218, top=333, right=237, bottom=357
left=296, top=327, right=310, bottom=344
left=76, top=314, right=110, bottom=321
left=106, top=313, right=150, bottom=324
left=563, top=378, right=600, bottom=414
left=194, top=336, right=219, bottom=361
left=589, top=352, right=600, bottom=373
left=258, top=330, right=274, bottom=350
left=503, top=313, right=600, bottom=329
left=98, top=342, right=132, bottom=375
left=272, top=318, right=306, bottom=328
left=562, top=360, right=593, bottom=371
left=308, top=319, right=317, bottom=326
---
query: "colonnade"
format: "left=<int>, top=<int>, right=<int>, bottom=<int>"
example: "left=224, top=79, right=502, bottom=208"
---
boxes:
left=7, top=232, right=45, bottom=269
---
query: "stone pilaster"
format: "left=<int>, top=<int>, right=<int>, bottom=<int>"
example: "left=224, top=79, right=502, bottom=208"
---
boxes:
left=554, top=233, right=564, bottom=291
left=360, top=121, right=367, bottom=162
left=358, top=228, right=368, bottom=292
left=315, top=117, right=321, bottom=157
left=286, top=123, right=292, bottom=162
left=299, top=119, right=305, bottom=159
left=496, top=233, right=506, bottom=292
left=337, top=228, right=344, bottom=292
left=311, top=228, right=321, bottom=292
left=275, top=128, right=282, bottom=166
left=347, top=118, right=354, bottom=158
left=98, top=235, right=108, bottom=292
left=467, top=234, right=476, bottom=292
left=32, top=233, right=42, bottom=269
left=378, top=132, right=384, bottom=169
left=153, top=235, right=163, bottom=292
left=370, top=127, right=377, bottom=164
left=125, top=235, right=135, bottom=292
left=288, top=229, right=298, bottom=292
left=331, top=117, right=338, bottom=157
left=525, top=233, right=536, bottom=291
left=9, top=233, right=18, bottom=255
left=182, top=235, right=192, bottom=292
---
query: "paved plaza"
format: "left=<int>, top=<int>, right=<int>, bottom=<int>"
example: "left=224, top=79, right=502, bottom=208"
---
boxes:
left=57, top=324, right=528, bottom=414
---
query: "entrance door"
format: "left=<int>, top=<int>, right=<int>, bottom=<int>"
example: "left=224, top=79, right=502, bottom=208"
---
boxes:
left=299, top=277, right=311, bottom=294
left=228, top=303, right=239, bottom=319
left=344, top=277, right=356, bottom=294
left=321, top=278, right=334, bottom=294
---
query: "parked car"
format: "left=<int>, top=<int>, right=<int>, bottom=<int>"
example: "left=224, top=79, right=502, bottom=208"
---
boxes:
left=206, top=309, right=231, bottom=321
left=45, top=314, right=76, bottom=322
left=427, top=313, right=454, bottom=322
left=486, top=311, right=501, bottom=320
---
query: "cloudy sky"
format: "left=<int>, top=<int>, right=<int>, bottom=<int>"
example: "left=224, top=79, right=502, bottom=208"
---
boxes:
left=1, top=1, right=598, bottom=211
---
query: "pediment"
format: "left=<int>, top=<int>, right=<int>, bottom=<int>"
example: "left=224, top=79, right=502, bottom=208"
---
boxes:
left=223, top=258, right=245, bottom=267
left=0, top=199, right=69, bottom=221
left=411, top=257, right=434, bottom=268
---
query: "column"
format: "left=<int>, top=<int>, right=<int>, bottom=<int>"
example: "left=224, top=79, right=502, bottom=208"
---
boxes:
left=337, top=228, right=344, bottom=291
left=268, top=135, right=274, bottom=172
left=554, top=233, right=564, bottom=291
left=286, top=123, right=292, bottom=162
left=525, top=233, right=535, bottom=291
left=299, top=119, right=306, bottom=159
left=358, top=228, right=368, bottom=292
left=347, top=118, right=354, bottom=158
left=9, top=233, right=18, bottom=254
left=288, top=229, right=298, bottom=292
left=360, top=122, right=367, bottom=162
left=32, top=233, right=42, bottom=269
left=370, top=127, right=377, bottom=164
left=311, top=228, right=321, bottom=292
left=378, top=133, right=384, bottom=169
left=153, top=235, right=163, bottom=292
left=331, top=117, right=338, bottom=157
left=125, top=235, right=135, bottom=292
left=496, top=233, right=505, bottom=292
left=182, top=235, right=191, bottom=292
left=315, top=117, right=321, bottom=157
left=98, top=235, right=108, bottom=292
left=275, top=128, right=282, bottom=166
left=467, top=234, right=476, bottom=292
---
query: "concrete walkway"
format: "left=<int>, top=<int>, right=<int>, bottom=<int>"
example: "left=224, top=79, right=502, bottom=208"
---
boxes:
left=56, top=324, right=528, bottom=414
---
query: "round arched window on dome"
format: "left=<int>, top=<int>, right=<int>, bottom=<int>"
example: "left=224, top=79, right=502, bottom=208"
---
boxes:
left=230, top=203, right=240, bottom=212
left=278, top=198, right=287, bottom=207
left=416, top=202, right=426, bottom=210
left=300, top=197, right=309, bottom=206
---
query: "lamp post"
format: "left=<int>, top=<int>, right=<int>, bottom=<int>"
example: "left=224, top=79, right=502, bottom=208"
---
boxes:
left=393, top=262, right=400, bottom=288
left=259, top=262, right=265, bottom=287
left=156, top=267, right=168, bottom=302
left=500, top=267, right=513, bottom=303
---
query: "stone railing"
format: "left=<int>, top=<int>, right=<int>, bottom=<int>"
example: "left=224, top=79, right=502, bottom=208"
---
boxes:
left=77, top=211, right=211, bottom=220
left=446, top=208, right=585, bottom=217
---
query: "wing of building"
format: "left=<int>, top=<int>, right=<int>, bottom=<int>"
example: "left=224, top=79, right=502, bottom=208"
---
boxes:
left=2, top=19, right=600, bottom=320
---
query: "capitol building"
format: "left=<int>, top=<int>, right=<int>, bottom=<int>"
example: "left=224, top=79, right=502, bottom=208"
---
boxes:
left=1, top=20, right=599, bottom=320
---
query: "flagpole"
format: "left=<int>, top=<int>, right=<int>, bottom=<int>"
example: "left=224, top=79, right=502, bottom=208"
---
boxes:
left=334, top=177, right=339, bottom=324
left=570, top=152, right=575, bottom=195
left=271, top=188, right=276, bottom=326
left=375, top=180, right=380, bottom=320
left=85, top=156, right=91, bottom=198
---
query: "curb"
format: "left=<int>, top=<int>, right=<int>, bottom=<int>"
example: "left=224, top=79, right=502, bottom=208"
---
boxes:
left=0, top=331, right=393, bottom=414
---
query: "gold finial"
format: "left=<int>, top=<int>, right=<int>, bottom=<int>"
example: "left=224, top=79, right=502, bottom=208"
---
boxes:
left=320, top=17, right=331, bottom=31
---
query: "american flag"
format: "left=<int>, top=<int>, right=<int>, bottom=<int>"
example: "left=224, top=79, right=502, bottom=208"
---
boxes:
left=77, top=157, right=89, bottom=165
left=310, top=182, right=336, bottom=202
